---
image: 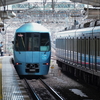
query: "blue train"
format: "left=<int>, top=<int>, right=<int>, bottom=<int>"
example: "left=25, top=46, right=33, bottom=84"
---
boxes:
left=56, top=20, right=100, bottom=86
left=12, top=23, right=51, bottom=76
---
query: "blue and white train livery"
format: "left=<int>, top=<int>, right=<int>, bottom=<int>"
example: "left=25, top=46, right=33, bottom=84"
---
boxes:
left=55, top=20, right=100, bottom=87
left=13, top=23, right=51, bottom=76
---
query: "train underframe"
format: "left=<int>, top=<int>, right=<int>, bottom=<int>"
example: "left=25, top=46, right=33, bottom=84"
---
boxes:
left=56, top=59, right=100, bottom=89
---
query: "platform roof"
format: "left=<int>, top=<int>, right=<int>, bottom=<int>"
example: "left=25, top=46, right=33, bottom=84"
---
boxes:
left=70, top=0, right=100, bottom=7
left=0, top=0, right=27, bottom=6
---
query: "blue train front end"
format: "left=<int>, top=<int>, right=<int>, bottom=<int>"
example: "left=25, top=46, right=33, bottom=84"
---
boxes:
left=13, top=23, right=51, bottom=75
left=14, top=51, right=51, bottom=75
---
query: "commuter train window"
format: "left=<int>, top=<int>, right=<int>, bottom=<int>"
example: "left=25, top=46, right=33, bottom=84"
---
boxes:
left=80, top=24, right=84, bottom=28
left=74, top=39, right=77, bottom=52
left=63, top=39, right=66, bottom=49
left=90, top=21, right=95, bottom=27
left=84, top=22, right=90, bottom=28
left=40, top=33, right=50, bottom=51
left=90, top=38, right=95, bottom=56
left=97, top=38, right=100, bottom=56
left=96, top=20, right=100, bottom=26
left=56, top=39, right=60, bottom=48
left=15, top=33, right=26, bottom=51
left=82, top=39, right=85, bottom=54
left=86, top=39, right=89, bottom=55
left=70, top=38, right=73, bottom=51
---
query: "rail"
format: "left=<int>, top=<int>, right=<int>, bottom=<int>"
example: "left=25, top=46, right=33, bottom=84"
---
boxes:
left=39, top=78, right=64, bottom=100
left=24, top=78, right=40, bottom=100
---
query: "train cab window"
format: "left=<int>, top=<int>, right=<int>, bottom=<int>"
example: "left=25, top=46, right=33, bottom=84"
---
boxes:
left=15, top=33, right=26, bottom=51
left=33, top=34, right=40, bottom=51
left=75, top=24, right=80, bottom=29
left=89, top=21, right=95, bottom=27
left=40, top=33, right=50, bottom=51
left=96, top=20, right=100, bottom=26
left=26, top=33, right=40, bottom=51
left=26, top=33, right=32, bottom=51
left=80, top=24, right=84, bottom=28
left=84, top=22, right=90, bottom=28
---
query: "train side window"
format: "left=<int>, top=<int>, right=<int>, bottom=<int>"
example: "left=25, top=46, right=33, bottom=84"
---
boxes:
left=62, top=39, right=66, bottom=49
left=82, top=38, right=85, bottom=54
left=74, top=38, right=77, bottom=52
left=86, top=39, right=89, bottom=55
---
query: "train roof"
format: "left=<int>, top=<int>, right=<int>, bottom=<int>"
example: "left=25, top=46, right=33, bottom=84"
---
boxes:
left=16, top=23, right=50, bottom=33
left=63, top=19, right=100, bottom=31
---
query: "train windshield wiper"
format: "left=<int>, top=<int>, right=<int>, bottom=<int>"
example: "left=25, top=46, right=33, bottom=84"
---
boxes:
left=17, top=47, right=21, bottom=54
left=44, top=41, right=49, bottom=54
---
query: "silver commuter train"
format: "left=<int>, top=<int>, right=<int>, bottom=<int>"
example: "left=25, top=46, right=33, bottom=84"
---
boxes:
left=56, top=20, right=100, bottom=87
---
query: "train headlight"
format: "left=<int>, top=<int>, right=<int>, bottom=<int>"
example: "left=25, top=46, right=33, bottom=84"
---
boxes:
left=15, top=63, right=22, bottom=65
left=43, top=63, right=49, bottom=65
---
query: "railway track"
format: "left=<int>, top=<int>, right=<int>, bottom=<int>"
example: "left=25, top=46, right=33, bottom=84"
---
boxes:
left=24, top=78, right=64, bottom=100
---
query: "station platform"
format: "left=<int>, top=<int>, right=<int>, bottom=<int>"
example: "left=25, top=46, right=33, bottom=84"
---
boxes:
left=0, top=56, right=30, bottom=100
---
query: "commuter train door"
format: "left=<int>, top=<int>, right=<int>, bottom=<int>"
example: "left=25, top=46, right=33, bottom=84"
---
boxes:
left=26, top=33, right=40, bottom=63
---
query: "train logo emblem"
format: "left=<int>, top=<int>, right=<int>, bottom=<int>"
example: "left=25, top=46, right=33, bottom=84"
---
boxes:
left=42, top=54, right=47, bottom=60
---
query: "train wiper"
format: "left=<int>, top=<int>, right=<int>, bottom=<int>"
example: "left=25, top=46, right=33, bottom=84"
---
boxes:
left=18, top=49, right=21, bottom=54
left=17, top=47, right=21, bottom=54
left=44, top=41, right=49, bottom=54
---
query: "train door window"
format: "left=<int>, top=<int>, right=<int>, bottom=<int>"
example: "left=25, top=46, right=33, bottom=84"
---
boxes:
left=91, top=38, right=96, bottom=69
left=40, top=33, right=50, bottom=51
left=90, top=38, right=94, bottom=69
left=56, top=39, right=58, bottom=56
left=97, top=38, right=100, bottom=70
left=78, top=38, right=81, bottom=65
left=68, top=38, right=70, bottom=60
left=74, top=38, right=77, bottom=63
left=92, top=37, right=97, bottom=70
left=15, top=33, right=26, bottom=51
left=58, top=39, right=60, bottom=56
left=86, top=38, right=89, bottom=68
left=73, top=38, right=74, bottom=63
left=97, top=38, right=100, bottom=56
left=69, top=38, right=71, bottom=61
left=60, top=39, right=62, bottom=57
left=82, top=38, right=85, bottom=67
left=65, top=38, right=67, bottom=59
left=80, top=37, right=82, bottom=66
left=63, top=38, right=66, bottom=58
left=66, top=38, right=68, bottom=60
left=70, top=38, right=74, bottom=62
left=61, top=39, right=63, bottom=57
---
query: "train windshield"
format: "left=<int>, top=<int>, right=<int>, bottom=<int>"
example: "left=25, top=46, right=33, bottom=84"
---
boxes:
left=15, top=33, right=50, bottom=51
